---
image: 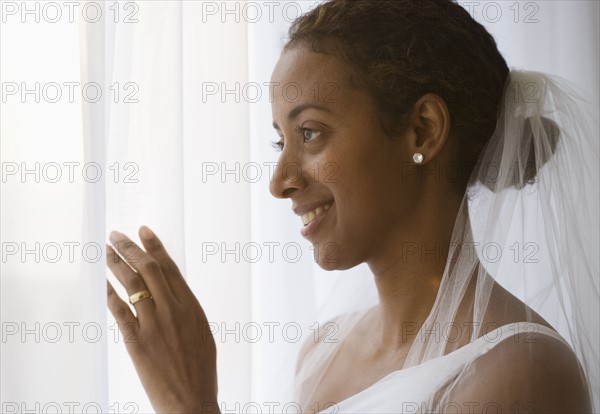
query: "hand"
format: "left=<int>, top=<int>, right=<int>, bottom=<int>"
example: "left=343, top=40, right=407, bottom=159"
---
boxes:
left=106, top=226, right=220, bottom=413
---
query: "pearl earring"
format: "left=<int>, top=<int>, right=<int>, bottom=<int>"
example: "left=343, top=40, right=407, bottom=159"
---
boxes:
left=413, top=153, right=424, bottom=164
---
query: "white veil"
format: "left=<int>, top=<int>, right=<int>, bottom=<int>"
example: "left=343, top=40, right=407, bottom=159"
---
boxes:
left=289, top=69, right=599, bottom=412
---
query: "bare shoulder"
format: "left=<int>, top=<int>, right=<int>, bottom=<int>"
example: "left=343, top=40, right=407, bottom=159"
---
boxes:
left=445, top=327, right=592, bottom=413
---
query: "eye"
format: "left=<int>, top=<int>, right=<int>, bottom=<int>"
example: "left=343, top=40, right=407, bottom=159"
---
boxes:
left=271, top=139, right=284, bottom=152
left=271, top=128, right=322, bottom=152
left=303, top=129, right=322, bottom=142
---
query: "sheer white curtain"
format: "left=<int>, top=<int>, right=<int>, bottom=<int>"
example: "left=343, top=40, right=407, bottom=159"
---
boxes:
left=1, top=1, right=108, bottom=411
left=1, top=0, right=597, bottom=412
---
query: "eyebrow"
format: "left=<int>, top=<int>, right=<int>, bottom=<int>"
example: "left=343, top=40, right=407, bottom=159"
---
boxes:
left=272, top=103, right=332, bottom=130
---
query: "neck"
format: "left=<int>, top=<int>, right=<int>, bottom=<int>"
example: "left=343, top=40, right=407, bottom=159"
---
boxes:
left=366, top=187, right=463, bottom=351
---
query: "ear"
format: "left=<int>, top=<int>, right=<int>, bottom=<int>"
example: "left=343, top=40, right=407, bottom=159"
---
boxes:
left=404, top=93, right=451, bottom=165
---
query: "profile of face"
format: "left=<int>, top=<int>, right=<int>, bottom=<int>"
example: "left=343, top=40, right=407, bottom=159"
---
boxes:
left=269, top=46, right=447, bottom=271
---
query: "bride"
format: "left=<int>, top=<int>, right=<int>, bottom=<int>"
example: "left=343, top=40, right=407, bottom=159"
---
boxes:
left=106, top=0, right=599, bottom=412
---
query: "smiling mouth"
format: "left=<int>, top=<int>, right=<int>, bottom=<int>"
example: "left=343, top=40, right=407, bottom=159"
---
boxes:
left=301, top=202, right=333, bottom=226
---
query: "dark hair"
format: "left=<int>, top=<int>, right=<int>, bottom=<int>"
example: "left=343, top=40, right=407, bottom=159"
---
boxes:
left=284, top=0, right=510, bottom=193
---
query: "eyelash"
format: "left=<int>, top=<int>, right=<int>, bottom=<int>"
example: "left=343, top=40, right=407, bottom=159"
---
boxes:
left=271, top=126, right=321, bottom=152
left=271, top=140, right=284, bottom=151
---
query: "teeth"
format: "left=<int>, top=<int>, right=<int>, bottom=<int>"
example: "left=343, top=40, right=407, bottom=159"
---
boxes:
left=301, top=203, right=332, bottom=226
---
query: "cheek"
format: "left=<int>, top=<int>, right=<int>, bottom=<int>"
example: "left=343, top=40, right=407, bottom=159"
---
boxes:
left=343, top=162, right=408, bottom=228
left=306, top=149, right=339, bottom=184
left=320, top=135, right=404, bottom=219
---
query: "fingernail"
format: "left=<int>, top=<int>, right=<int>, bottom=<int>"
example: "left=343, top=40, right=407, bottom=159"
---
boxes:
left=140, top=226, right=154, bottom=240
left=109, top=231, right=122, bottom=242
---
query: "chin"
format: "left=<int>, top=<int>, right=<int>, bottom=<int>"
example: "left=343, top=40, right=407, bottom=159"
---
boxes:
left=312, top=243, right=357, bottom=271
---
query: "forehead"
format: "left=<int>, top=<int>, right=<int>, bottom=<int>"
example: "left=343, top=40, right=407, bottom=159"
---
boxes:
left=270, top=46, right=351, bottom=107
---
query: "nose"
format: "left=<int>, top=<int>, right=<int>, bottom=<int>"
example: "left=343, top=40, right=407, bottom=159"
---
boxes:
left=269, top=152, right=307, bottom=199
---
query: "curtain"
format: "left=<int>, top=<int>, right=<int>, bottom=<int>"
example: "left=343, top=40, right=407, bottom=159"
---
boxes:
left=1, top=0, right=597, bottom=411
left=1, top=0, right=108, bottom=411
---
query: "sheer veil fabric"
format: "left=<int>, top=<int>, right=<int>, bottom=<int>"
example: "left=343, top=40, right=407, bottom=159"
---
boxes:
left=290, top=70, right=599, bottom=412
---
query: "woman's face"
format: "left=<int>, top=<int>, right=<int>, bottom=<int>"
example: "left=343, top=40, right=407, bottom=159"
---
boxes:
left=269, top=46, right=420, bottom=270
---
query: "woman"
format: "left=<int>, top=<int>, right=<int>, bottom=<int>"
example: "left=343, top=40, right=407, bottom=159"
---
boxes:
left=106, top=0, right=599, bottom=412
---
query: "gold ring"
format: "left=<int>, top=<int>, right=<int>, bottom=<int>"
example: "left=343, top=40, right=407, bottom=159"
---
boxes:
left=129, top=290, right=153, bottom=305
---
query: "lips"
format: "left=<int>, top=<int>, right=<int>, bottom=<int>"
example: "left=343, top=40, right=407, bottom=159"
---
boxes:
left=297, top=201, right=334, bottom=238
left=292, top=199, right=335, bottom=238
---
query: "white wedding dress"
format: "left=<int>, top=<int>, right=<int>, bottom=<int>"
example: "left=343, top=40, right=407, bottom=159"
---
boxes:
left=319, top=322, right=569, bottom=413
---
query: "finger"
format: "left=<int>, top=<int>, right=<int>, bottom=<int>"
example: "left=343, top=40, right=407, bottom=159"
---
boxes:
left=139, top=226, right=193, bottom=301
left=106, top=243, right=155, bottom=317
left=109, top=231, right=173, bottom=303
left=106, top=279, right=137, bottom=329
left=107, top=280, right=143, bottom=346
